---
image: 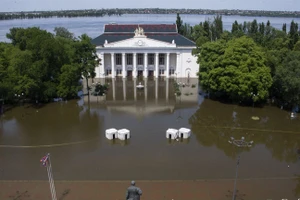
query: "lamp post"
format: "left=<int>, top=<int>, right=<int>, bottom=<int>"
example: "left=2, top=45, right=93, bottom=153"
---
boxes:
left=228, top=136, right=253, bottom=200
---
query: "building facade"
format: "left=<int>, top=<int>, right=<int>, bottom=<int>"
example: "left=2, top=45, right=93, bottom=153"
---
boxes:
left=91, top=24, right=198, bottom=79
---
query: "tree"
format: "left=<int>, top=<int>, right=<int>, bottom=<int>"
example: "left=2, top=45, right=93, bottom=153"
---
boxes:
left=191, top=24, right=210, bottom=55
left=273, top=51, right=300, bottom=109
left=54, top=27, right=74, bottom=39
left=250, top=19, right=258, bottom=35
left=176, top=13, right=184, bottom=35
left=289, top=20, right=299, bottom=50
left=231, top=21, right=244, bottom=38
left=259, top=22, right=265, bottom=35
left=231, top=20, right=239, bottom=34
left=199, top=36, right=272, bottom=103
left=3, top=27, right=98, bottom=103
left=213, top=15, right=223, bottom=40
left=203, top=21, right=210, bottom=39
left=294, top=41, right=300, bottom=51
left=74, top=34, right=100, bottom=102
left=182, top=23, right=193, bottom=39
left=282, top=23, right=287, bottom=33
left=57, top=64, right=81, bottom=99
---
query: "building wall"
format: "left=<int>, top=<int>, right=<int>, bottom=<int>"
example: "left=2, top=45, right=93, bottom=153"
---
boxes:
left=175, top=50, right=199, bottom=78
left=94, top=48, right=199, bottom=78
left=104, top=54, right=111, bottom=69
left=170, top=54, right=176, bottom=69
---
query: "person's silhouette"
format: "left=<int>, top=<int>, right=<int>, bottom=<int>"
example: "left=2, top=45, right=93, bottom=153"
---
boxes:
left=126, top=180, right=142, bottom=200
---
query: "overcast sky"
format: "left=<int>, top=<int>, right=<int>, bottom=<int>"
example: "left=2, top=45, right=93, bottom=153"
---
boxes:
left=0, top=0, right=298, bottom=12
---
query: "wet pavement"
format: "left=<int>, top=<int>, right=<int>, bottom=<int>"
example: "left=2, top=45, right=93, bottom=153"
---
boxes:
left=0, top=178, right=298, bottom=200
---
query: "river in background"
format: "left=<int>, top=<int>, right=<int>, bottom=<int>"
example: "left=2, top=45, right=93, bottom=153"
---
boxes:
left=1, top=14, right=300, bottom=42
left=0, top=78, right=300, bottom=198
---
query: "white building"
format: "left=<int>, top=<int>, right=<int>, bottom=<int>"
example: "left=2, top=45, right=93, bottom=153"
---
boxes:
left=91, top=24, right=198, bottom=79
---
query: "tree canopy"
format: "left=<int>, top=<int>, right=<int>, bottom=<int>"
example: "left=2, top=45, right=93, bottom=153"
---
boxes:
left=0, top=27, right=99, bottom=103
left=199, top=36, right=272, bottom=102
left=178, top=16, right=300, bottom=109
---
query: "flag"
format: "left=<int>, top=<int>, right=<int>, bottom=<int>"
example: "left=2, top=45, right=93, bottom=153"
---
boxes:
left=40, top=155, right=49, bottom=167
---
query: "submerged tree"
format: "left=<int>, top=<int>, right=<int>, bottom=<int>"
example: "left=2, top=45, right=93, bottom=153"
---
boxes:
left=273, top=51, right=300, bottom=109
left=1, top=27, right=99, bottom=103
left=199, top=36, right=272, bottom=103
left=74, top=34, right=100, bottom=102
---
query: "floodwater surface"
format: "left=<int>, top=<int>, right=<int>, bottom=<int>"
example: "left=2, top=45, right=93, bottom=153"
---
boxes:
left=0, top=78, right=300, bottom=198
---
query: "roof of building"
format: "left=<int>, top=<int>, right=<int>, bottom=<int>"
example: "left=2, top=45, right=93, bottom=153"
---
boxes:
left=92, top=24, right=195, bottom=47
left=104, top=24, right=177, bottom=33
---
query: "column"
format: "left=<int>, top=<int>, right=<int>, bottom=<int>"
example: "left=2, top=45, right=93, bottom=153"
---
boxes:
left=134, top=78, right=137, bottom=101
left=144, top=78, right=148, bottom=103
left=155, top=53, right=159, bottom=78
left=122, top=53, right=126, bottom=78
left=112, top=78, right=116, bottom=101
left=133, top=53, right=137, bottom=78
left=143, top=53, right=148, bottom=78
left=155, top=78, right=158, bottom=101
left=166, top=78, right=169, bottom=102
left=166, top=53, right=170, bottom=78
left=99, top=53, right=104, bottom=78
left=176, top=53, right=180, bottom=80
left=111, top=53, right=115, bottom=78
left=123, top=78, right=126, bottom=101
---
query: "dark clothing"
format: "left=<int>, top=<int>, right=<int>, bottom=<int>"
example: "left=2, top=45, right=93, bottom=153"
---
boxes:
left=126, top=185, right=142, bottom=200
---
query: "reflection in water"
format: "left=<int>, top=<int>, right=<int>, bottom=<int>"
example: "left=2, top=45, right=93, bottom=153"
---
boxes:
left=108, top=139, right=130, bottom=146
left=0, top=102, right=103, bottom=146
left=167, top=138, right=190, bottom=145
left=189, top=98, right=300, bottom=163
left=1, top=77, right=300, bottom=200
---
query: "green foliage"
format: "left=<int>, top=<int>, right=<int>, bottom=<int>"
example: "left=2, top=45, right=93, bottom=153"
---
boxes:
left=187, top=15, right=300, bottom=108
left=199, top=36, right=272, bottom=102
left=93, top=83, right=108, bottom=96
left=0, top=27, right=99, bottom=103
left=176, top=13, right=184, bottom=35
left=273, top=51, right=300, bottom=108
left=173, top=82, right=182, bottom=96
left=73, top=34, right=100, bottom=99
left=54, top=27, right=75, bottom=39
left=57, top=64, right=81, bottom=99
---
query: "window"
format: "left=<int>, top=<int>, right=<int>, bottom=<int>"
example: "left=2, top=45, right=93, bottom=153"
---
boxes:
left=137, top=54, right=143, bottom=65
left=148, top=54, right=154, bottom=65
left=170, top=69, right=175, bottom=75
left=127, top=54, right=133, bottom=65
left=116, top=54, right=122, bottom=65
left=106, top=69, right=112, bottom=75
left=159, top=54, right=165, bottom=65
left=159, top=69, right=164, bottom=75
left=116, top=69, right=122, bottom=75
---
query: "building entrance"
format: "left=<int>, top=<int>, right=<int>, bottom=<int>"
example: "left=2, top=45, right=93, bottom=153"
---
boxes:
left=138, top=70, right=143, bottom=77
left=148, top=70, right=154, bottom=77
left=127, top=70, right=132, bottom=77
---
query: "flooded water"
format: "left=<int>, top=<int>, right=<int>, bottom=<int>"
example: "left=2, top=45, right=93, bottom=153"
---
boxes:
left=1, top=78, right=300, bottom=197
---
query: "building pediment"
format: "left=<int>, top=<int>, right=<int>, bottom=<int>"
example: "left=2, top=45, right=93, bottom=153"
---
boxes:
left=103, top=37, right=176, bottom=48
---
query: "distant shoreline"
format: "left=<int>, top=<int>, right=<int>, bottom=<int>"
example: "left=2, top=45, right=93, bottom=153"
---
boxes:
left=0, top=8, right=300, bottom=21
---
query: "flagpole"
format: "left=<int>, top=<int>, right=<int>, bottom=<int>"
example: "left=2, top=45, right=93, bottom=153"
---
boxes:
left=41, top=153, right=57, bottom=200
left=48, top=154, right=57, bottom=200
left=46, top=162, right=55, bottom=200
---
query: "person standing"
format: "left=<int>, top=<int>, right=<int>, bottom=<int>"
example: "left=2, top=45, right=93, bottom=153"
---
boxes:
left=126, top=180, right=142, bottom=200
